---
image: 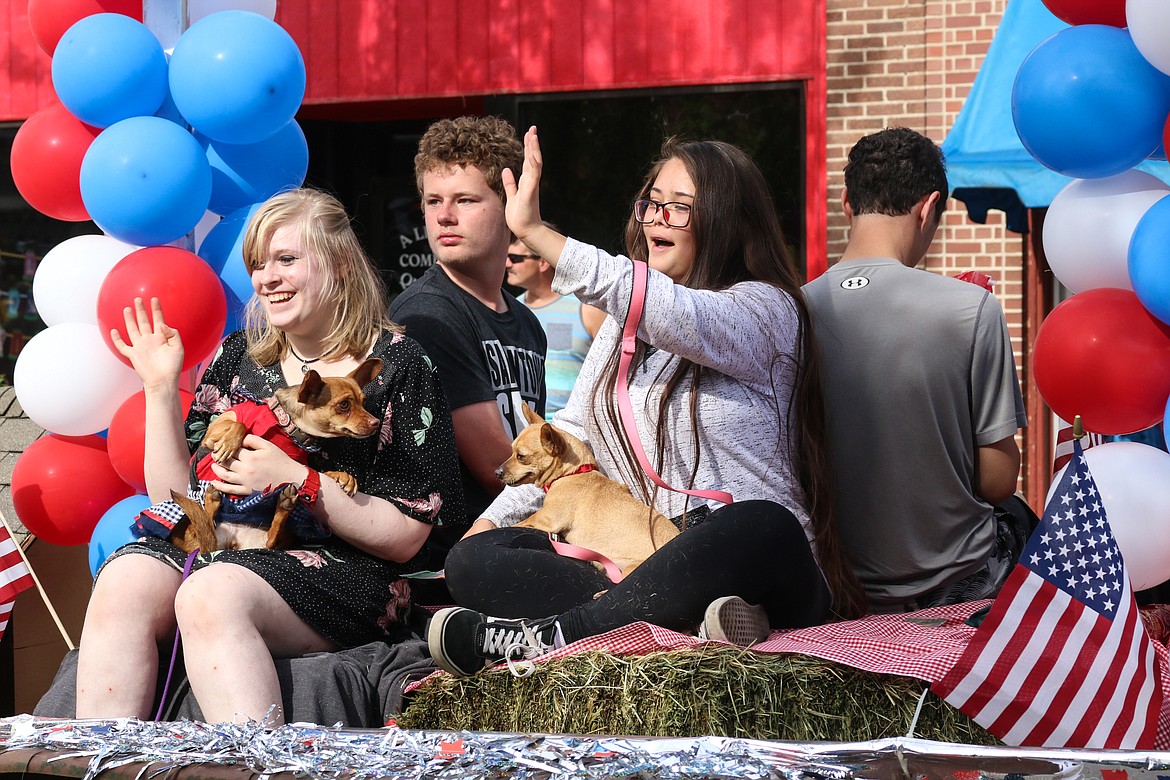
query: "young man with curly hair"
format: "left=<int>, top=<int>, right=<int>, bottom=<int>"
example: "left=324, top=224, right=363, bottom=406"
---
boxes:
left=391, top=116, right=547, bottom=523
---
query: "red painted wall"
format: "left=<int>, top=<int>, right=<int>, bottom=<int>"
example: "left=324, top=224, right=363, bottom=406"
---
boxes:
left=1, top=0, right=827, bottom=275
left=274, top=0, right=821, bottom=102
left=1, top=1, right=54, bottom=120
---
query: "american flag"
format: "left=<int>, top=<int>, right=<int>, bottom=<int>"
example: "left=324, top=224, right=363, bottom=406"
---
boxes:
left=0, top=521, right=34, bottom=640
left=1052, top=420, right=1104, bottom=474
left=932, top=439, right=1167, bottom=749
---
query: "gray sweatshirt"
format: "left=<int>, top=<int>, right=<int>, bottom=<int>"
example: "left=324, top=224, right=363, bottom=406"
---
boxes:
left=483, top=238, right=815, bottom=552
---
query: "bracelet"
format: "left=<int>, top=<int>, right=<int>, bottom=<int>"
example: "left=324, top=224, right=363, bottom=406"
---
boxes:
left=296, top=468, right=322, bottom=508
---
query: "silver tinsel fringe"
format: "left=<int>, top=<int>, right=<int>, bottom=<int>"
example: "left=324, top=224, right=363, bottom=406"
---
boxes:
left=5, top=717, right=1170, bottom=779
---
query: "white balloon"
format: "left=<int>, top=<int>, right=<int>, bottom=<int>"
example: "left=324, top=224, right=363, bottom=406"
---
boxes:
left=32, top=235, right=138, bottom=326
left=1047, top=441, right=1170, bottom=591
left=14, top=323, right=142, bottom=436
left=193, top=209, right=222, bottom=251
left=1129, top=0, right=1170, bottom=77
left=1042, top=170, right=1170, bottom=294
left=188, top=0, right=277, bottom=24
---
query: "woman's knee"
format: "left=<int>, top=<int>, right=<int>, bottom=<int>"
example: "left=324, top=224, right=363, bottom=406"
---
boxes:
left=86, top=554, right=181, bottom=636
left=173, top=564, right=264, bottom=635
left=443, top=528, right=534, bottom=597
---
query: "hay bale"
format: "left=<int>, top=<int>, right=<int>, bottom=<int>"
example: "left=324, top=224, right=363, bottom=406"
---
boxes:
left=398, top=647, right=997, bottom=744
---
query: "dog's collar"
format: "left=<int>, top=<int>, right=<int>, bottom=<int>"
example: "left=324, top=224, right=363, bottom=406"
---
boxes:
left=542, top=464, right=597, bottom=493
left=267, top=397, right=322, bottom=453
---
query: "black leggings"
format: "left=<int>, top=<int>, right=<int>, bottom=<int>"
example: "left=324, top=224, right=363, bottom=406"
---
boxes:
left=443, top=499, right=829, bottom=644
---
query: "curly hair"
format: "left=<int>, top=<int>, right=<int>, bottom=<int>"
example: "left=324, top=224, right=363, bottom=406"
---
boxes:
left=844, top=127, right=949, bottom=221
left=414, top=116, right=524, bottom=200
left=241, top=188, right=397, bottom=366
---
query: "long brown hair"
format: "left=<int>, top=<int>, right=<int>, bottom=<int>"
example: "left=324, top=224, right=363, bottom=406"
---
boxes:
left=590, top=139, right=867, bottom=619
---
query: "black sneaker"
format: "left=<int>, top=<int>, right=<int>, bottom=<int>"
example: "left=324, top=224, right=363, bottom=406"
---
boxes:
left=427, top=607, right=560, bottom=676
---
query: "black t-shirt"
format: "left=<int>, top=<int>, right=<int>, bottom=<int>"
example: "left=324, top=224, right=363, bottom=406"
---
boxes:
left=391, top=264, right=547, bottom=520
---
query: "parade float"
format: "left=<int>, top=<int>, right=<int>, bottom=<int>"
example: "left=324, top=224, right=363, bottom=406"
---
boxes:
left=8, top=0, right=1170, bottom=777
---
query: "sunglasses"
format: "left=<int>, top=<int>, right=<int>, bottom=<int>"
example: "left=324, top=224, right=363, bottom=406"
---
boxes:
left=506, top=253, right=541, bottom=263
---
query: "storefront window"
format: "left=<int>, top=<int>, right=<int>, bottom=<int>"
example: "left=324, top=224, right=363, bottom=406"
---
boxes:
left=502, top=84, right=806, bottom=269
left=307, top=84, right=805, bottom=301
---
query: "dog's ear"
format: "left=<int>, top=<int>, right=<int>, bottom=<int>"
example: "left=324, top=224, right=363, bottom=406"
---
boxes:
left=539, top=423, right=566, bottom=458
left=297, top=370, right=327, bottom=404
left=349, top=358, right=383, bottom=388
left=521, top=402, right=543, bottom=426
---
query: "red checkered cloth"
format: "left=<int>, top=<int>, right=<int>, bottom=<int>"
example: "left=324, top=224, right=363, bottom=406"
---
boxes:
left=405, top=601, right=988, bottom=694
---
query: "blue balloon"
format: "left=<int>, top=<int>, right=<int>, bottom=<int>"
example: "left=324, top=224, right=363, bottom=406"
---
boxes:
left=1165, top=394, right=1170, bottom=444
left=154, top=82, right=187, bottom=127
left=1012, top=25, right=1170, bottom=179
left=89, top=494, right=151, bottom=578
left=80, top=116, right=213, bottom=246
left=1128, top=195, right=1170, bottom=326
left=201, top=121, right=308, bottom=216
left=198, top=202, right=262, bottom=332
left=169, top=11, right=306, bottom=144
left=51, top=14, right=167, bottom=129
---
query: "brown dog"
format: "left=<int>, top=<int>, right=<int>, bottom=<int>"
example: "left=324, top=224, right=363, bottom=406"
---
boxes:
left=169, top=358, right=382, bottom=553
left=499, top=403, right=679, bottom=578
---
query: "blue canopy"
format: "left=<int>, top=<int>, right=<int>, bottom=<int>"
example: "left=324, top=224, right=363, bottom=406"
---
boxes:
left=942, top=0, right=1170, bottom=231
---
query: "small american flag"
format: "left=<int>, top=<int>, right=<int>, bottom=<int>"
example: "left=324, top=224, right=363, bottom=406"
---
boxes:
left=932, top=439, right=1167, bottom=749
left=0, top=522, right=34, bottom=640
left=1052, top=420, right=1103, bottom=474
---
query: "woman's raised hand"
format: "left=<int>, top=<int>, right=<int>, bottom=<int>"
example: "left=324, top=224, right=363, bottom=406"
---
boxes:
left=503, top=126, right=568, bottom=267
left=109, top=297, right=185, bottom=391
left=503, top=126, right=545, bottom=240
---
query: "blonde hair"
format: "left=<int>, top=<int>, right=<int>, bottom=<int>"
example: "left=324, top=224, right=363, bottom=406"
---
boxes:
left=241, top=188, right=398, bottom=366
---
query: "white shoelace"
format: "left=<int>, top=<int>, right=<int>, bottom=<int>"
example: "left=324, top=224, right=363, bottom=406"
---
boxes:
left=502, top=623, right=551, bottom=677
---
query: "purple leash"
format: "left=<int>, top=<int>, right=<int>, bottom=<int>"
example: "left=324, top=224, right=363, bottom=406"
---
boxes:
left=154, top=548, right=199, bottom=721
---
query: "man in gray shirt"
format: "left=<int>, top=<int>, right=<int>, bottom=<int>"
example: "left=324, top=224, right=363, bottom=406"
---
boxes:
left=803, top=127, right=1032, bottom=613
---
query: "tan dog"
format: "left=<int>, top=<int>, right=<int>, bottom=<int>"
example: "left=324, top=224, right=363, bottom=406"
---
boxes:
left=169, top=358, right=383, bottom=553
left=499, top=403, right=679, bottom=578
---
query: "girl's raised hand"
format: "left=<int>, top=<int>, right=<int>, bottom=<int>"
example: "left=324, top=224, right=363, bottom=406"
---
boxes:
left=503, top=126, right=568, bottom=266
left=109, top=297, right=185, bottom=391
left=503, top=125, right=545, bottom=240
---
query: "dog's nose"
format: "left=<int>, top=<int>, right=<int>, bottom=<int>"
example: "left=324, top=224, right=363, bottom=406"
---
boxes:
left=495, top=465, right=505, bottom=480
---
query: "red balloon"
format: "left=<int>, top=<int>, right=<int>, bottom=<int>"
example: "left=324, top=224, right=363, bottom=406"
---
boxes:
left=1033, top=288, right=1170, bottom=435
left=12, top=434, right=134, bottom=546
left=27, top=0, right=142, bottom=56
left=96, top=247, right=228, bottom=373
left=11, top=104, right=99, bottom=222
left=1163, top=113, right=1170, bottom=162
left=107, top=389, right=196, bottom=494
left=1040, top=0, right=1126, bottom=26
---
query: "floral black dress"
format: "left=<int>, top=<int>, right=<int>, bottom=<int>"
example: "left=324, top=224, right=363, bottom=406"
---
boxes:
left=104, top=329, right=467, bottom=647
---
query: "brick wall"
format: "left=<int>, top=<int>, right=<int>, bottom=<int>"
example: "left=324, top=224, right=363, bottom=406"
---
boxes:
left=826, top=0, right=1014, bottom=291
left=824, top=0, right=1042, bottom=496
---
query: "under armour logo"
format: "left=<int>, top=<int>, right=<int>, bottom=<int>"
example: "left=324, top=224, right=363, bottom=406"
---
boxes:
left=840, top=276, right=869, bottom=290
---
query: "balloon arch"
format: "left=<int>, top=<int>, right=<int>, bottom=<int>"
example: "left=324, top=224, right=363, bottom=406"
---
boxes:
left=1018, top=0, right=1170, bottom=591
left=8, top=0, right=304, bottom=573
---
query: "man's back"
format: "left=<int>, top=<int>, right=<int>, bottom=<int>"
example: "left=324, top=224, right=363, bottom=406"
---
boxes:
left=804, top=258, right=1026, bottom=608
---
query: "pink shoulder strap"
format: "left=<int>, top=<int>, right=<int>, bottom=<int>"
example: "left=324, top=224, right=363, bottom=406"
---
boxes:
left=615, top=259, right=733, bottom=506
